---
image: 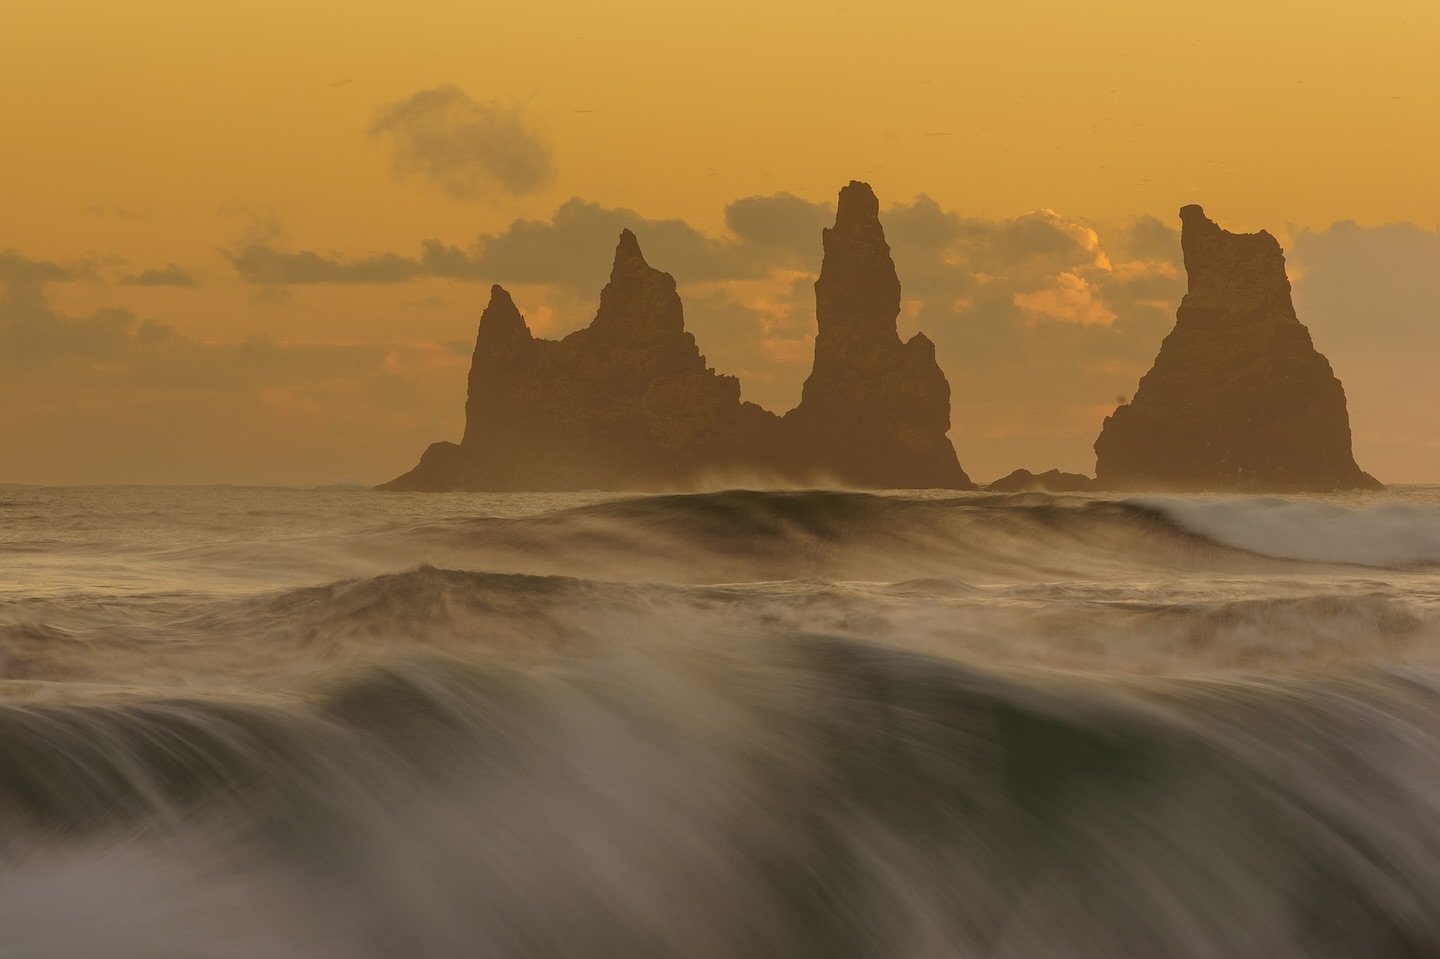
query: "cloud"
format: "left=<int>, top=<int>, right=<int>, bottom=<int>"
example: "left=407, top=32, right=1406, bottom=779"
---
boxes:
left=84, top=204, right=151, bottom=221
left=0, top=246, right=390, bottom=382
left=227, top=245, right=424, bottom=285
left=681, top=272, right=819, bottom=411
left=880, top=199, right=1118, bottom=299
left=370, top=85, right=554, bottom=200
left=423, top=198, right=774, bottom=292
left=1013, top=271, right=1117, bottom=327
left=1291, top=221, right=1440, bottom=352
left=0, top=251, right=75, bottom=297
left=0, top=253, right=468, bottom=484
left=723, top=192, right=833, bottom=257
left=231, top=194, right=828, bottom=293
left=0, top=254, right=182, bottom=368
left=1111, top=214, right=1182, bottom=263
left=865, top=207, right=1186, bottom=478
left=1290, top=220, right=1440, bottom=481
left=217, top=199, right=286, bottom=246
left=122, top=265, right=197, bottom=287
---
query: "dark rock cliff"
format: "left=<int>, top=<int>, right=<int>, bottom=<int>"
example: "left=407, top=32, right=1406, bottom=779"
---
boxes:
left=384, top=231, right=778, bottom=491
left=1093, top=205, right=1379, bottom=492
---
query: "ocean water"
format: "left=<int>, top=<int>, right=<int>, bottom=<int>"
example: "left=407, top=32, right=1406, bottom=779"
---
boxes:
left=2, top=484, right=1440, bottom=957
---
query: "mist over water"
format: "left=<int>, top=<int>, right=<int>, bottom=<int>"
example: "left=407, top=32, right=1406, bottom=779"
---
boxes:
left=3, top=485, right=1440, bottom=956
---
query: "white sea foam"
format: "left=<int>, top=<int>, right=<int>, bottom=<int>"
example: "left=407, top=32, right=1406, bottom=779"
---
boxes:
left=1137, top=495, right=1440, bottom=567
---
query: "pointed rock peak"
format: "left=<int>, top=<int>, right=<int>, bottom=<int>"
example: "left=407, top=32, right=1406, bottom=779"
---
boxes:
left=486, top=283, right=515, bottom=310
left=478, top=283, right=531, bottom=341
left=610, top=228, right=650, bottom=278
left=834, top=180, right=880, bottom=228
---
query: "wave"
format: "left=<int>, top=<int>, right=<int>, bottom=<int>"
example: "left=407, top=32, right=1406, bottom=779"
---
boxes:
left=1140, top=495, right=1440, bottom=568
left=350, top=488, right=1440, bottom=588
left=356, top=489, right=1302, bottom=587
left=3, top=563, right=1437, bottom=695
left=10, top=489, right=1432, bottom=600
left=4, top=644, right=1440, bottom=956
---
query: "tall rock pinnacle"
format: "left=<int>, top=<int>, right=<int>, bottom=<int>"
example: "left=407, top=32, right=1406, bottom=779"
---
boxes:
left=1093, top=205, right=1379, bottom=492
left=781, top=181, right=973, bottom=489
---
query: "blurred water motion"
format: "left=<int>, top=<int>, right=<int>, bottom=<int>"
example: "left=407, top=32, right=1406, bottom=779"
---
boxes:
left=2, top=485, right=1440, bottom=957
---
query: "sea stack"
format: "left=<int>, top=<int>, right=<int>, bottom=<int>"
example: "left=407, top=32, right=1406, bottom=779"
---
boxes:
left=383, top=181, right=973, bottom=492
left=1093, top=205, right=1379, bottom=492
left=384, top=231, right=779, bottom=491
left=779, top=181, right=973, bottom=489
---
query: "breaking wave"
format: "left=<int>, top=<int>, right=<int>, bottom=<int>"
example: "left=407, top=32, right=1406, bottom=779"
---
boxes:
left=354, top=489, right=1440, bottom=583
left=1140, top=495, right=1440, bottom=568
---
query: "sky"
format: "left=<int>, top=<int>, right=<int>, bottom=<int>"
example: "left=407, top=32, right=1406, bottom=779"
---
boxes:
left=3, top=0, right=1439, bottom=485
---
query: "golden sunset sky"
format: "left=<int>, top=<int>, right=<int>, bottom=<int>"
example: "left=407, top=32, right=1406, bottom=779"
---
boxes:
left=4, top=0, right=1439, bottom=484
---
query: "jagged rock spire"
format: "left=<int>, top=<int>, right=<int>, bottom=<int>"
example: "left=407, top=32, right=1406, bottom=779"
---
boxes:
left=610, top=228, right=649, bottom=277
left=475, top=284, right=532, bottom=348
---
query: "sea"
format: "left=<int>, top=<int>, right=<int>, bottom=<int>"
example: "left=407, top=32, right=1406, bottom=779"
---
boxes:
left=3, top=483, right=1440, bottom=957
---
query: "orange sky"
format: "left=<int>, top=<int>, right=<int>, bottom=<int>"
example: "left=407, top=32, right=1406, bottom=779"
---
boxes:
left=4, top=0, right=1440, bottom=485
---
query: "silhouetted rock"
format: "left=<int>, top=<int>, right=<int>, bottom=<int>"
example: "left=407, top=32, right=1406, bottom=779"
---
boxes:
left=1093, top=205, right=1380, bottom=492
left=383, top=184, right=973, bottom=492
left=384, top=232, right=778, bottom=491
left=986, top=468, right=1095, bottom=493
left=779, top=182, right=974, bottom=489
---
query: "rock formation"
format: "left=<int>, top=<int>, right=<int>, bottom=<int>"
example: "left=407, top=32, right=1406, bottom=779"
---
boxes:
left=383, top=183, right=972, bottom=491
left=779, top=182, right=973, bottom=489
left=384, top=231, right=779, bottom=491
left=985, top=469, right=1095, bottom=493
left=1093, top=205, right=1380, bottom=492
